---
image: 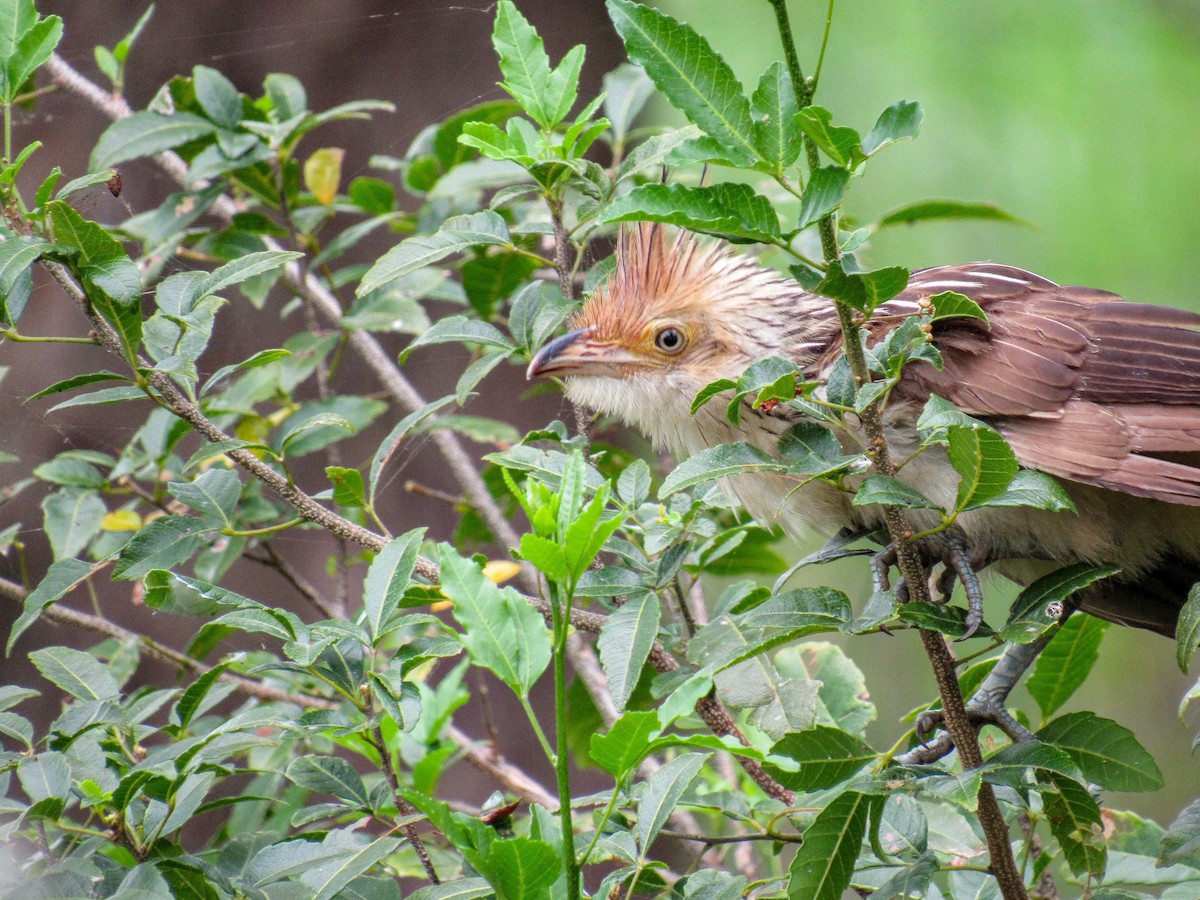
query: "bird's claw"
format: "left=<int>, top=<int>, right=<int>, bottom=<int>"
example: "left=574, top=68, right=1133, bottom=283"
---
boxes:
left=901, top=694, right=1037, bottom=764
left=871, top=530, right=987, bottom=639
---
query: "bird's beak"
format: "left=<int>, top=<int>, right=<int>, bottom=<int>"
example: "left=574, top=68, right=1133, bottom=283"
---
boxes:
left=526, top=328, right=643, bottom=379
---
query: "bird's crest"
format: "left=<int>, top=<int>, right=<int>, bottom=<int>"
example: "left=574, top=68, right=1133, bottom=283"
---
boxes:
left=574, top=223, right=732, bottom=341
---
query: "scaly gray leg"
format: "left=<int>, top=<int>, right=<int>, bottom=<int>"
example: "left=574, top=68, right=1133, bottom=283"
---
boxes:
left=895, top=630, right=1058, bottom=765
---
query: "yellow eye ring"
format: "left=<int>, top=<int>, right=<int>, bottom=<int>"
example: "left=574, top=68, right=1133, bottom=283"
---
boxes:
left=654, top=326, right=687, bottom=354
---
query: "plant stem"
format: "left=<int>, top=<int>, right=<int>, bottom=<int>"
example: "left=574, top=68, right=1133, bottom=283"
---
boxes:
left=550, top=583, right=581, bottom=900
left=767, top=2, right=1027, bottom=898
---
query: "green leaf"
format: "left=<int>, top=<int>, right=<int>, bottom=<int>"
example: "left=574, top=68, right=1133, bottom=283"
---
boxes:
left=750, top=61, right=800, bottom=172
left=183, top=439, right=274, bottom=472
left=29, top=645, right=120, bottom=701
left=1043, top=773, right=1107, bottom=881
left=659, top=442, right=785, bottom=497
left=591, top=710, right=661, bottom=777
left=286, top=755, right=370, bottom=807
left=607, top=0, right=756, bottom=163
left=869, top=852, right=938, bottom=900
left=407, top=880, right=493, bottom=900
left=983, top=468, right=1076, bottom=513
left=795, top=106, right=864, bottom=169
left=767, top=726, right=876, bottom=791
left=358, top=211, right=511, bottom=297
left=3, top=14, right=60, bottom=102
left=192, top=65, right=242, bottom=128
left=8, top=558, right=91, bottom=653
left=492, top=0, right=580, bottom=129
left=0, top=0, right=36, bottom=65
left=438, top=543, right=550, bottom=693
left=306, top=833, right=402, bottom=900
left=455, top=348, right=513, bottom=404
left=898, top=601, right=991, bottom=640
left=927, top=290, right=988, bottom=325
left=167, top=468, right=241, bottom=529
left=371, top=669, right=424, bottom=733
left=0, top=236, right=53, bottom=322
left=563, top=490, right=623, bottom=584
left=690, top=378, right=737, bottom=415
left=113, top=515, right=213, bottom=580
left=518, top=533, right=568, bottom=585
left=486, top=837, right=559, bottom=900
left=796, top=166, right=851, bottom=231
left=1037, top=711, right=1163, bottom=792
left=617, top=124, right=702, bottom=180
left=598, top=592, right=660, bottom=713
left=275, top=402, right=379, bottom=458
left=604, top=62, right=654, bottom=141
left=17, top=752, right=71, bottom=804
left=877, top=199, right=1025, bottom=229
left=90, top=111, right=217, bottom=171
left=946, top=423, right=1018, bottom=512
left=368, top=395, right=457, bottom=510
left=326, top=466, right=367, bottom=508
left=1177, top=583, right=1200, bottom=674
left=362, top=529, right=425, bottom=642
left=637, top=752, right=709, bottom=854
left=980, top=741, right=1085, bottom=786
left=172, top=662, right=232, bottom=733
left=1160, top=799, right=1200, bottom=867
left=916, top=393, right=986, bottom=433
left=1028, top=614, right=1108, bottom=722
left=601, top=181, right=780, bottom=243
left=46, top=385, right=147, bottom=412
left=461, top=252, right=537, bottom=319
left=786, top=791, right=871, bottom=900
left=46, top=198, right=124, bottom=265
left=401, top=315, right=516, bottom=361
left=41, top=489, right=104, bottom=560
left=861, top=99, right=922, bottom=156
left=55, top=169, right=118, bottom=200
left=813, top=259, right=910, bottom=314
left=25, top=370, right=130, bottom=403
left=852, top=475, right=941, bottom=510
left=1002, top=564, right=1119, bottom=644
left=197, top=250, right=301, bottom=300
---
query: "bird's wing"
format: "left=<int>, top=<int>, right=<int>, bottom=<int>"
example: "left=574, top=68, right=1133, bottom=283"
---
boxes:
left=889, top=264, right=1200, bottom=504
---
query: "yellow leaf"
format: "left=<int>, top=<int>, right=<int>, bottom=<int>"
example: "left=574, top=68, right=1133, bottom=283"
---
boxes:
left=483, top=560, right=522, bottom=584
left=304, top=147, right=344, bottom=206
left=101, top=509, right=142, bottom=532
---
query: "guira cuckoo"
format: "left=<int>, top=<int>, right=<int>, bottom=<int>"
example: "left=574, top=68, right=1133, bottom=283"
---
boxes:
left=528, top=223, right=1200, bottom=752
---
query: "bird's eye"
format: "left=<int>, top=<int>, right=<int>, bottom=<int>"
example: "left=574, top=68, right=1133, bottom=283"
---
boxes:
left=654, top=326, right=687, bottom=355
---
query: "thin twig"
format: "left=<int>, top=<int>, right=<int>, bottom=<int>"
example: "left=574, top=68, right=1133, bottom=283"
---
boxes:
left=244, top=543, right=336, bottom=618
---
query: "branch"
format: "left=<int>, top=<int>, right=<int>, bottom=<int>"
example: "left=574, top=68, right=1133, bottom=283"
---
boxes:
left=767, top=5, right=1025, bottom=898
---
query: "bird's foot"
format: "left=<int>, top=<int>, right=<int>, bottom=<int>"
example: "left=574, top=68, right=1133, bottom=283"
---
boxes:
left=871, top=530, right=988, bottom=639
left=895, top=691, right=1036, bottom=766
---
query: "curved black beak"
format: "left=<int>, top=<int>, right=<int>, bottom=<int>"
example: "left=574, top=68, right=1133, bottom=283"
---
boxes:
left=526, top=328, right=588, bottom=379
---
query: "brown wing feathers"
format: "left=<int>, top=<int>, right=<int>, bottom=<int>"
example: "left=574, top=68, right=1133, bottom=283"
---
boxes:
left=900, top=264, right=1200, bottom=505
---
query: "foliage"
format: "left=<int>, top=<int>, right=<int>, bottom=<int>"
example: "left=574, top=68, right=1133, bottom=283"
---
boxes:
left=0, top=0, right=1197, bottom=897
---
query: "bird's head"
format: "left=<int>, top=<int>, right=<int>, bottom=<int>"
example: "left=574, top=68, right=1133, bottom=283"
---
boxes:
left=527, top=223, right=830, bottom=452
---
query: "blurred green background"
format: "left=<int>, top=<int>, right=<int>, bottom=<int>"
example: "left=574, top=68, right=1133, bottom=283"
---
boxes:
left=660, top=0, right=1200, bottom=823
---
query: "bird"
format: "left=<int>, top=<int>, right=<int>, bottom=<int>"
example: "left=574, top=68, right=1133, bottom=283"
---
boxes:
left=526, top=222, right=1200, bottom=751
